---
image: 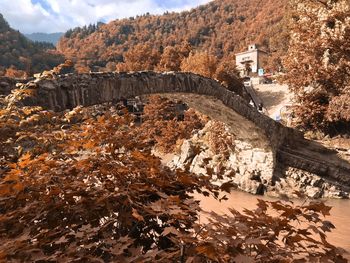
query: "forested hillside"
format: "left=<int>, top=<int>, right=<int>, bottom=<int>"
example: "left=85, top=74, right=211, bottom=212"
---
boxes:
left=0, top=14, right=64, bottom=78
left=25, top=32, right=64, bottom=45
left=57, top=0, right=289, bottom=72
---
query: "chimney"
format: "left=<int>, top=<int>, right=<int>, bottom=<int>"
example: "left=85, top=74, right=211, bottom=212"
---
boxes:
left=248, top=44, right=257, bottom=51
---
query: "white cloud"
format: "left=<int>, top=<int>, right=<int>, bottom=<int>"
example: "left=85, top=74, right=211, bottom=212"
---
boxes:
left=0, top=0, right=212, bottom=33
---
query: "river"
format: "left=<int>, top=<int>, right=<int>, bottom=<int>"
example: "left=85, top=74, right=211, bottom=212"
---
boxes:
left=196, top=190, right=350, bottom=260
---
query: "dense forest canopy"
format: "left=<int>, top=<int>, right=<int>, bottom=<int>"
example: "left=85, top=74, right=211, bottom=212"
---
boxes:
left=282, top=0, right=350, bottom=134
left=57, top=0, right=289, bottom=73
left=0, top=14, right=64, bottom=78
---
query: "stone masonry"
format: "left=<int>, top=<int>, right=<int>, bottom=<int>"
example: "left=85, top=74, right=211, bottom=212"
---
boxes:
left=10, top=71, right=350, bottom=192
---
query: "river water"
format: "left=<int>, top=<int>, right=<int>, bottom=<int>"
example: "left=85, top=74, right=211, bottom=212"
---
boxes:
left=196, top=190, right=350, bottom=260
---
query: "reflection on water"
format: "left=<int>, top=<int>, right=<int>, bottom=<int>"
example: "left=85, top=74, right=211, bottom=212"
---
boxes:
left=195, top=190, right=350, bottom=260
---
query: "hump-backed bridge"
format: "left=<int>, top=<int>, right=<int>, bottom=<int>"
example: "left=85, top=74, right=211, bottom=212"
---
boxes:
left=17, top=71, right=350, bottom=190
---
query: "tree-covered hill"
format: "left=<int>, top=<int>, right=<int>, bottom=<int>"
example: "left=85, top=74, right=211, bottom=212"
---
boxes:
left=0, top=14, right=64, bottom=78
left=57, top=0, right=289, bottom=72
left=25, top=32, right=64, bottom=46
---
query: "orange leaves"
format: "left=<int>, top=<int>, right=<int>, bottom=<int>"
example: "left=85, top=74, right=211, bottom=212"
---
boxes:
left=17, top=89, right=37, bottom=98
left=0, top=184, right=11, bottom=196
left=180, top=51, right=218, bottom=79
left=141, top=96, right=205, bottom=153
left=0, top=171, right=24, bottom=196
left=58, top=0, right=288, bottom=77
left=220, top=181, right=237, bottom=193
left=195, top=243, right=217, bottom=261
left=4, top=168, right=22, bottom=180
left=18, top=152, right=32, bottom=168
left=132, top=208, right=144, bottom=222
left=168, top=195, right=181, bottom=204
left=177, top=173, right=196, bottom=186
left=282, top=0, right=350, bottom=132
left=192, top=198, right=345, bottom=262
left=83, top=140, right=96, bottom=150
left=96, top=115, right=106, bottom=124
left=21, top=106, right=43, bottom=116
left=0, top=94, right=345, bottom=262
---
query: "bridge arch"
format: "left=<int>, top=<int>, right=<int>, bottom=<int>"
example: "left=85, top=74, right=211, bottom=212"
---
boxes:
left=22, top=71, right=299, bottom=148
left=16, top=71, right=350, bottom=192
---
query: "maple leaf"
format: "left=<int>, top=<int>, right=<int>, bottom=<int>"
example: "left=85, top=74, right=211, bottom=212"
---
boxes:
left=220, top=181, right=237, bottom=193
left=161, top=227, right=181, bottom=237
left=304, top=202, right=332, bottom=217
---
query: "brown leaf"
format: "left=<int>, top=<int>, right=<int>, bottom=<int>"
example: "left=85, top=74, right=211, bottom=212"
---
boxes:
left=220, top=181, right=237, bottom=193
left=161, top=227, right=180, bottom=237
left=132, top=208, right=144, bottom=221
left=233, top=254, right=255, bottom=263
left=195, top=243, right=217, bottom=261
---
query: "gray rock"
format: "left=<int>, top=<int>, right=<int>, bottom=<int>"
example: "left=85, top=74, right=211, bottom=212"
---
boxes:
left=305, top=186, right=323, bottom=199
left=179, top=140, right=196, bottom=164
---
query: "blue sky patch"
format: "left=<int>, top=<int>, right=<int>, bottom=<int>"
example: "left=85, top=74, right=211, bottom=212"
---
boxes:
left=31, top=0, right=52, bottom=12
left=2, top=0, right=211, bottom=33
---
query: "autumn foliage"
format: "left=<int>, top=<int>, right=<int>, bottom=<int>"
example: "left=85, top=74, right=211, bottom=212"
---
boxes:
left=0, top=14, right=64, bottom=77
left=57, top=0, right=289, bottom=73
left=282, top=0, right=350, bottom=134
left=0, top=90, right=347, bottom=262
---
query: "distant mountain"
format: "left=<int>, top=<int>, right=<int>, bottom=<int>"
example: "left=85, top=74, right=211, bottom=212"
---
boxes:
left=0, top=14, right=64, bottom=77
left=25, top=32, right=64, bottom=45
left=58, top=0, right=289, bottom=72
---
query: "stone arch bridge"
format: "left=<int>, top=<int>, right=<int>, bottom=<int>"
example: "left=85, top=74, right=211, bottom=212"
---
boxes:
left=16, top=71, right=350, bottom=192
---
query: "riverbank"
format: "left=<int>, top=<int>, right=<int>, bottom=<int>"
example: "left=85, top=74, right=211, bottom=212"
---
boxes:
left=155, top=117, right=350, bottom=199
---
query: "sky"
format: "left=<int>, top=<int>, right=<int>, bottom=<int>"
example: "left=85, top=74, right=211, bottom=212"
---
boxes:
left=0, top=0, right=212, bottom=34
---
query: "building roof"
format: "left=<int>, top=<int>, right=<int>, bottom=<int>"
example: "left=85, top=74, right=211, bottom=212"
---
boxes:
left=235, top=48, right=268, bottom=56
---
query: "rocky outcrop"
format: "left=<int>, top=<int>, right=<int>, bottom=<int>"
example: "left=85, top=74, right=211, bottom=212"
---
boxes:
left=272, top=168, right=349, bottom=199
left=168, top=121, right=274, bottom=195
left=0, top=76, right=36, bottom=97
left=166, top=121, right=349, bottom=198
left=8, top=71, right=350, bottom=193
left=0, top=77, right=27, bottom=96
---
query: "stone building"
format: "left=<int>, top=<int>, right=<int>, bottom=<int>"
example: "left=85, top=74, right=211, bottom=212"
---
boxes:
left=235, top=44, right=268, bottom=77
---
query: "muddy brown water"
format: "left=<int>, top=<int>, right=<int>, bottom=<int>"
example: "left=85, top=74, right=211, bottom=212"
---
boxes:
left=195, top=190, right=350, bottom=260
